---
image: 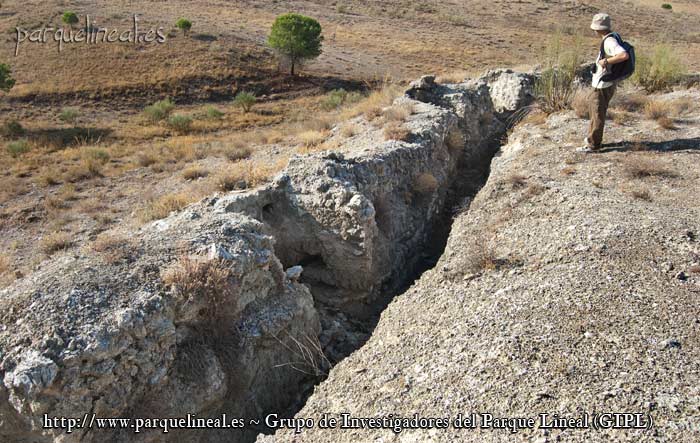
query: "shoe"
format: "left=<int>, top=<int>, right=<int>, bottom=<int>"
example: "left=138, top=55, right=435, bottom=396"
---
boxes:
left=576, top=146, right=593, bottom=152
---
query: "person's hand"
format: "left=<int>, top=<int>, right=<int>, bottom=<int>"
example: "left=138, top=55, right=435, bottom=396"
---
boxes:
left=598, top=58, right=608, bottom=69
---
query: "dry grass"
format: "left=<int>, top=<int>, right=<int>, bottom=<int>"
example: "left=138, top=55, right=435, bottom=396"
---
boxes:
left=644, top=100, right=671, bottom=120
left=623, top=156, right=677, bottom=179
left=341, top=84, right=402, bottom=121
left=504, top=172, right=527, bottom=189
left=223, top=145, right=252, bottom=162
left=92, top=234, right=133, bottom=264
left=561, top=166, right=576, bottom=176
left=436, top=71, right=470, bottom=84
left=519, top=110, right=548, bottom=126
left=341, top=123, right=359, bottom=138
left=609, top=110, right=634, bottom=125
left=217, top=157, right=288, bottom=191
left=297, top=130, right=328, bottom=150
left=0, top=255, right=13, bottom=285
left=464, top=232, right=498, bottom=274
left=612, top=94, right=648, bottom=113
left=571, top=89, right=590, bottom=119
left=413, top=173, right=439, bottom=194
left=162, top=256, right=236, bottom=321
left=383, top=102, right=414, bottom=122
left=182, top=166, right=209, bottom=180
left=383, top=123, right=411, bottom=141
left=619, top=183, right=653, bottom=201
left=657, top=116, right=677, bottom=130
left=139, top=193, right=195, bottom=222
left=40, top=232, right=73, bottom=255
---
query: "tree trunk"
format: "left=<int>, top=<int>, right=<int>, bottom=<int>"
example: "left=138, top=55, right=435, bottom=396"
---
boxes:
left=290, top=59, right=295, bottom=76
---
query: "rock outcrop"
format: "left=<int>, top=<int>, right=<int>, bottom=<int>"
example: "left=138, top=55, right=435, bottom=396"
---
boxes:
left=258, top=88, right=700, bottom=443
left=0, top=70, right=535, bottom=443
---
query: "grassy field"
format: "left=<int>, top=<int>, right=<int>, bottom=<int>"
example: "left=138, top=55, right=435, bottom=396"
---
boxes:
left=0, top=0, right=699, bottom=286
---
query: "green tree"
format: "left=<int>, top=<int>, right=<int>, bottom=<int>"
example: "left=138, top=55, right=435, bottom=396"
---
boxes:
left=267, top=13, right=323, bottom=75
left=62, top=11, right=79, bottom=28
left=176, top=18, right=193, bottom=35
left=0, top=63, right=15, bottom=93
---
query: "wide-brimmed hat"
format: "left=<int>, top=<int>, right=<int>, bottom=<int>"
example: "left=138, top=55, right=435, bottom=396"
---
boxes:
left=591, top=13, right=611, bottom=31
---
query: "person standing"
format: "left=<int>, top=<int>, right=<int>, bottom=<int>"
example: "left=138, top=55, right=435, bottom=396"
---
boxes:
left=584, top=13, right=630, bottom=151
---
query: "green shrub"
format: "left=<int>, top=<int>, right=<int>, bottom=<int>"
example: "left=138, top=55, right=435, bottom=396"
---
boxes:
left=62, top=12, right=79, bottom=27
left=321, top=89, right=348, bottom=110
left=534, top=33, right=584, bottom=113
left=661, top=3, right=673, bottom=10
left=632, top=45, right=687, bottom=92
left=59, top=108, right=79, bottom=124
left=204, top=106, right=224, bottom=120
left=167, top=114, right=193, bottom=134
left=267, top=13, right=323, bottom=75
left=1, top=120, right=24, bottom=137
left=84, top=147, right=110, bottom=164
left=233, top=92, right=256, bottom=113
left=144, top=99, right=175, bottom=123
left=7, top=139, right=30, bottom=158
left=176, top=18, right=192, bottom=34
left=0, top=63, right=15, bottom=93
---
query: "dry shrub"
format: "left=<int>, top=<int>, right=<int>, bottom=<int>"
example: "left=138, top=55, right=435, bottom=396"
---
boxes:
left=520, top=110, right=548, bottom=126
left=612, top=94, right=648, bottom=113
left=657, top=116, right=677, bottom=130
left=92, top=234, right=132, bottom=264
left=37, top=169, right=61, bottom=187
left=139, top=193, right=194, bottom=222
left=630, top=188, right=652, bottom=201
left=464, top=233, right=498, bottom=273
left=64, top=158, right=104, bottom=183
left=341, top=124, right=358, bottom=138
left=217, top=157, right=288, bottom=191
left=182, top=166, right=209, bottom=180
left=668, top=97, right=694, bottom=116
left=297, top=130, right=328, bottom=150
left=436, top=71, right=469, bottom=84
left=383, top=123, right=411, bottom=141
left=524, top=183, right=546, bottom=198
left=342, top=83, right=402, bottom=121
left=136, top=152, right=158, bottom=167
left=162, top=257, right=236, bottom=321
left=643, top=100, right=671, bottom=120
left=609, top=110, right=633, bottom=125
left=623, top=156, right=676, bottom=179
left=446, top=130, right=465, bottom=153
left=223, top=145, right=252, bottom=162
left=571, top=88, right=590, bottom=119
left=44, top=195, right=69, bottom=211
left=561, top=166, right=576, bottom=176
left=413, top=173, right=439, bottom=194
left=0, top=255, right=12, bottom=280
left=304, top=116, right=334, bottom=132
left=383, top=102, right=414, bottom=122
left=504, top=172, right=527, bottom=189
left=40, top=232, right=72, bottom=255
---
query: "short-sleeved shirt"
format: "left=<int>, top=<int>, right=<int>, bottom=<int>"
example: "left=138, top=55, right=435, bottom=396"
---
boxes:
left=592, top=34, right=627, bottom=89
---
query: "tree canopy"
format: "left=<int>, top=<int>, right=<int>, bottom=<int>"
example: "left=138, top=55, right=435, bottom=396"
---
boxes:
left=0, top=64, right=15, bottom=93
left=267, top=13, right=323, bottom=75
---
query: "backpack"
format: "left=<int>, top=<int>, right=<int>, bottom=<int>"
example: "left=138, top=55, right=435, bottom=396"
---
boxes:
left=597, top=32, right=635, bottom=83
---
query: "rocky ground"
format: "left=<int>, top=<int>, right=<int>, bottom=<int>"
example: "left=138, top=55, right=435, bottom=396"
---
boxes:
left=259, top=87, right=700, bottom=442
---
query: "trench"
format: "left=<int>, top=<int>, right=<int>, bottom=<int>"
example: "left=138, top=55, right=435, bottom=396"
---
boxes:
left=250, top=102, right=513, bottom=441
